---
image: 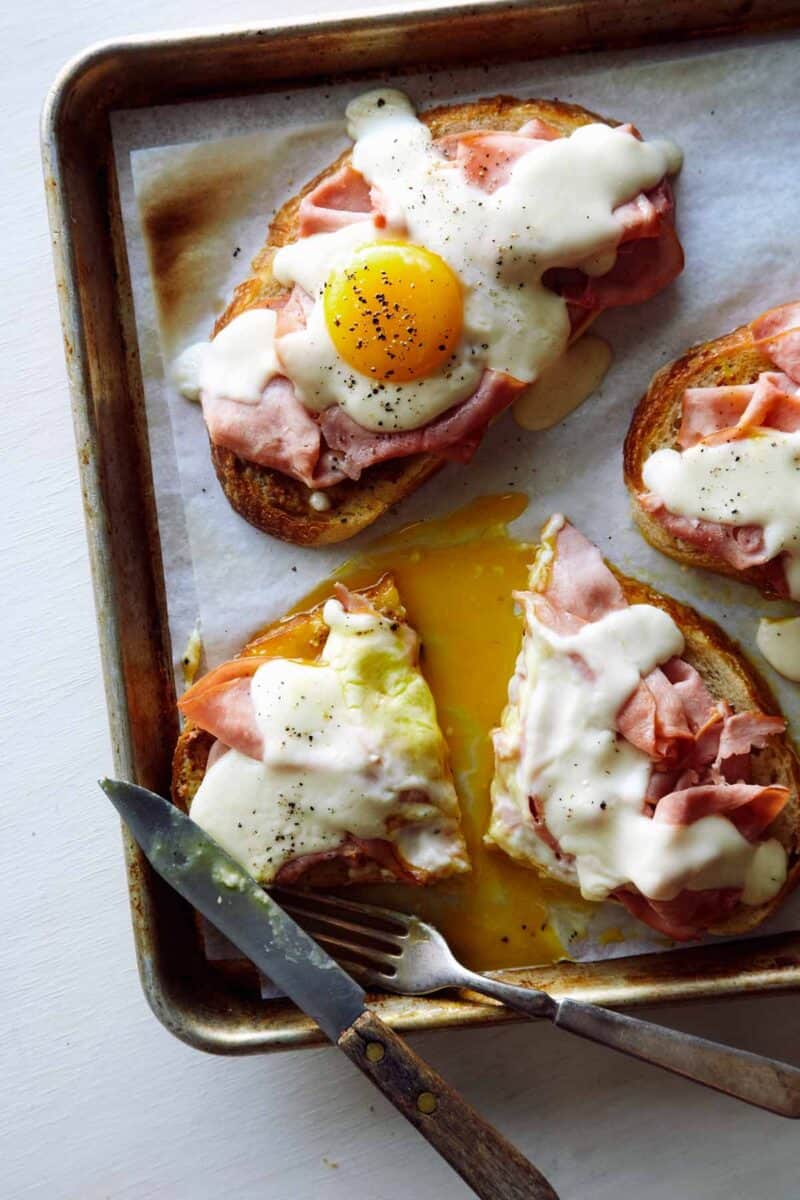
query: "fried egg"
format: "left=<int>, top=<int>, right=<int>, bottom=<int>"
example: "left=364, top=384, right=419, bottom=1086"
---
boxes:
left=268, top=89, right=681, bottom=433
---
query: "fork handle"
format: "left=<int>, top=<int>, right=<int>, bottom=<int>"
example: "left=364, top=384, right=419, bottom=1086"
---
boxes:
left=553, top=998, right=800, bottom=1118
left=339, top=1010, right=559, bottom=1199
left=460, top=971, right=800, bottom=1118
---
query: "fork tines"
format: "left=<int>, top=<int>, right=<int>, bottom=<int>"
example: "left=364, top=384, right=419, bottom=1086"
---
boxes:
left=271, top=887, right=409, bottom=977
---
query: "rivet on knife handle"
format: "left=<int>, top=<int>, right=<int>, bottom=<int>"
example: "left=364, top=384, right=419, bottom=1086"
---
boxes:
left=339, top=1010, right=559, bottom=1200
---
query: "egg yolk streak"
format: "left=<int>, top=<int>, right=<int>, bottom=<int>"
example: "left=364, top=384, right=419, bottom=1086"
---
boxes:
left=323, top=241, right=463, bottom=382
left=269, top=494, right=575, bottom=971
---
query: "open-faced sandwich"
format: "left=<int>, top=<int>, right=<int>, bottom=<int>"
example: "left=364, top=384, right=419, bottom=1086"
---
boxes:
left=625, top=301, right=800, bottom=601
left=176, top=89, right=683, bottom=544
left=487, top=515, right=800, bottom=940
left=172, top=576, right=469, bottom=886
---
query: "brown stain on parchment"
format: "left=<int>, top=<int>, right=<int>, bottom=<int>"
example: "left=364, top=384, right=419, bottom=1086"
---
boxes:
left=136, top=124, right=344, bottom=354
left=138, top=136, right=276, bottom=350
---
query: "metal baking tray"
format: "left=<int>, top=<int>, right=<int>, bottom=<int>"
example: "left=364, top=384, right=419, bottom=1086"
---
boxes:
left=42, top=0, right=800, bottom=1053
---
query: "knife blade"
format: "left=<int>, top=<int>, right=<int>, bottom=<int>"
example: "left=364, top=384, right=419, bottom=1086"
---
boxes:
left=102, top=778, right=559, bottom=1200
left=101, top=777, right=364, bottom=1041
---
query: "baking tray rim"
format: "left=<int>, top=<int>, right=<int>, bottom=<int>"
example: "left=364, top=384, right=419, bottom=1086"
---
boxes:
left=41, top=0, right=800, bottom=1054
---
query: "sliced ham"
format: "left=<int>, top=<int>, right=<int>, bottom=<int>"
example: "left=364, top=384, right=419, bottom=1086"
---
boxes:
left=541, top=521, right=626, bottom=621
left=545, top=219, right=683, bottom=311
left=617, top=666, right=693, bottom=764
left=319, top=370, right=526, bottom=478
left=653, top=782, right=789, bottom=843
left=750, top=302, right=800, bottom=385
left=637, top=491, right=785, bottom=577
left=674, top=375, right=800, bottom=450
left=615, top=179, right=673, bottom=244
left=437, top=129, right=555, bottom=193
left=613, top=886, right=742, bottom=941
left=274, top=835, right=416, bottom=885
left=698, top=373, right=800, bottom=446
left=716, top=711, right=786, bottom=764
left=179, top=657, right=265, bottom=761
left=298, top=163, right=375, bottom=236
left=202, top=375, right=347, bottom=488
left=660, top=657, right=717, bottom=730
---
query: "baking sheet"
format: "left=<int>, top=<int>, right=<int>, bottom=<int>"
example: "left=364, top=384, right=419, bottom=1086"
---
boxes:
left=113, top=31, right=800, bottom=964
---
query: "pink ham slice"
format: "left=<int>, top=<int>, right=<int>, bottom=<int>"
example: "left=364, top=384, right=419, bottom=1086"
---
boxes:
left=298, top=163, right=378, bottom=237
left=318, top=370, right=527, bottom=478
left=526, top=520, right=788, bottom=938
left=179, top=657, right=265, bottom=761
left=613, top=887, right=742, bottom=942
left=678, top=376, right=800, bottom=448
left=202, top=375, right=347, bottom=489
left=544, top=218, right=683, bottom=311
left=750, top=302, right=800, bottom=385
left=275, top=835, right=417, bottom=885
left=653, top=781, right=788, bottom=843
left=637, top=491, right=784, bottom=580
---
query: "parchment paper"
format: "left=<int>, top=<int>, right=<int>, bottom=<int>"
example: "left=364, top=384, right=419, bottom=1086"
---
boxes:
left=113, top=30, right=800, bottom=965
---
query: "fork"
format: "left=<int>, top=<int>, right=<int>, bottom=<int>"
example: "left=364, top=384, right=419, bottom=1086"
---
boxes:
left=273, top=887, right=800, bottom=1118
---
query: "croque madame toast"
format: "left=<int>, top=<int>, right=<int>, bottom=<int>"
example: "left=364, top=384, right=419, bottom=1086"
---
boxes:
left=206, top=95, right=681, bottom=545
left=488, top=519, right=800, bottom=939
left=624, top=306, right=800, bottom=599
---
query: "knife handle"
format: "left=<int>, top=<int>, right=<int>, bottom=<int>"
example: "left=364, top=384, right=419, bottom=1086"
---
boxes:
left=338, top=1010, right=558, bottom=1200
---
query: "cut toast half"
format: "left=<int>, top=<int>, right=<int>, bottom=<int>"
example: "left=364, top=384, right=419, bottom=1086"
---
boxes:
left=172, top=575, right=466, bottom=888
left=209, top=96, right=629, bottom=546
left=623, top=318, right=785, bottom=597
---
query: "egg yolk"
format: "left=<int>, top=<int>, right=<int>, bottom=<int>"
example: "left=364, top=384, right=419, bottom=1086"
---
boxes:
left=323, top=241, right=463, bottom=383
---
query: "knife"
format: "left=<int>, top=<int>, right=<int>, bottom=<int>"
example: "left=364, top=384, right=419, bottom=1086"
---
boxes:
left=101, top=779, right=558, bottom=1200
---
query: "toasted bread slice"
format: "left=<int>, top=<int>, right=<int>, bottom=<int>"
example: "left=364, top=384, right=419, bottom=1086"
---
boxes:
left=210, top=96, right=629, bottom=546
left=614, top=571, right=800, bottom=935
left=172, top=575, right=467, bottom=888
left=623, top=318, right=786, bottom=597
left=489, top=528, right=800, bottom=937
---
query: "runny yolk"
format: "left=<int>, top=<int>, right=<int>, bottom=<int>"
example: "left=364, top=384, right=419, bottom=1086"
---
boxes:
left=323, top=241, right=463, bottom=382
left=269, top=494, right=578, bottom=972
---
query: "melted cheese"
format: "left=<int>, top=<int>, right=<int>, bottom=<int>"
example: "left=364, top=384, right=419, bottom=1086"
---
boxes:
left=173, top=308, right=280, bottom=403
left=757, top=616, right=800, bottom=682
left=488, top=581, right=787, bottom=906
left=512, top=335, right=612, bottom=430
left=189, top=598, right=466, bottom=882
left=643, top=431, right=800, bottom=599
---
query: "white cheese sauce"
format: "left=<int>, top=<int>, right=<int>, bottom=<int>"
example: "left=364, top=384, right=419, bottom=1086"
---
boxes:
left=189, top=599, right=467, bottom=883
left=512, top=335, right=612, bottom=431
left=757, top=616, right=800, bottom=682
left=173, top=308, right=280, bottom=404
left=177, top=89, right=680, bottom=434
left=643, top=431, right=800, bottom=599
left=489, top=582, right=787, bottom=906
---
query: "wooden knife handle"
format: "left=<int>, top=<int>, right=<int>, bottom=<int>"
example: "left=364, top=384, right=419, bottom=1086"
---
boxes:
left=338, top=1010, right=558, bottom=1199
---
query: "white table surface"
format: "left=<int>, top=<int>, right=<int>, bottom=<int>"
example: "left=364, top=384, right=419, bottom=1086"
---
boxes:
left=4, top=2, right=800, bottom=1196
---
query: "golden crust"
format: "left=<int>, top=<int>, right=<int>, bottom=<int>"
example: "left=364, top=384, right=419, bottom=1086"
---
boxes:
left=210, top=96, right=609, bottom=545
left=623, top=319, right=789, bottom=598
